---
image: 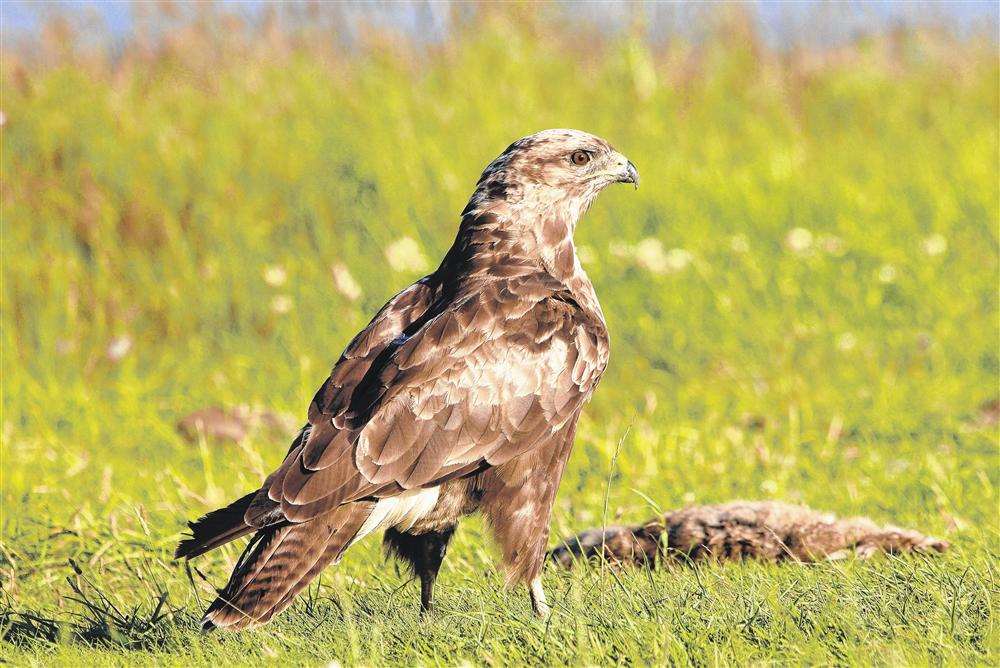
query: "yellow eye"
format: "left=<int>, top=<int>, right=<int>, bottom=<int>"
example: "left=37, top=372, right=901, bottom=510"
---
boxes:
left=571, top=150, right=591, bottom=166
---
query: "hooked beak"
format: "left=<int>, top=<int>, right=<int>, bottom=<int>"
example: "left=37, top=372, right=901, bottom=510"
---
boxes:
left=617, top=160, right=640, bottom=189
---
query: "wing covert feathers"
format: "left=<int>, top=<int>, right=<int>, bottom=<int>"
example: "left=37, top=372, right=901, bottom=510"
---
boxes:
left=240, top=280, right=607, bottom=530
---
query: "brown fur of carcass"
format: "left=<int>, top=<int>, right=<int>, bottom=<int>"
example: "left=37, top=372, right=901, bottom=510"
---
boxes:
left=549, top=501, right=949, bottom=568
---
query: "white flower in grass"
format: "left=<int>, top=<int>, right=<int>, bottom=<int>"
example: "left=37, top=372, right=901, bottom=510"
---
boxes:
left=922, top=234, right=947, bottom=257
left=634, top=238, right=668, bottom=273
left=634, top=239, right=693, bottom=274
left=837, top=332, right=857, bottom=352
left=877, top=264, right=897, bottom=283
left=608, top=241, right=631, bottom=258
left=385, top=237, right=429, bottom=272
left=106, top=335, right=133, bottom=362
left=785, top=227, right=813, bottom=253
left=441, top=171, right=459, bottom=192
left=576, top=244, right=596, bottom=265
left=270, top=295, right=293, bottom=314
left=644, top=390, right=658, bottom=413
left=664, top=248, right=694, bottom=272
left=263, top=265, right=287, bottom=287
left=730, top=234, right=749, bottom=253
left=331, top=263, right=362, bottom=301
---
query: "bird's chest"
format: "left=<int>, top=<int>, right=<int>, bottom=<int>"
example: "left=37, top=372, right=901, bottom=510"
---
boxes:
left=538, top=294, right=611, bottom=391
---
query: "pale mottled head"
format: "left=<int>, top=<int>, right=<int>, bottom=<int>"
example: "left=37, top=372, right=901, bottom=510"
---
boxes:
left=464, top=129, right=638, bottom=223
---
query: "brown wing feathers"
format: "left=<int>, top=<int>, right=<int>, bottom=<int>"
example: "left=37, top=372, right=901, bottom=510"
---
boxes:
left=283, top=286, right=600, bottom=510
left=178, top=282, right=437, bottom=628
left=269, top=287, right=578, bottom=515
left=177, top=424, right=317, bottom=559
left=179, top=266, right=607, bottom=632
left=174, top=491, right=259, bottom=559
left=202, top=501, right=374, bottom=631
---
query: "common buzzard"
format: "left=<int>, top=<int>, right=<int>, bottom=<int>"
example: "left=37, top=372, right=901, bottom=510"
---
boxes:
left=176, top=129, right=639, bottom=630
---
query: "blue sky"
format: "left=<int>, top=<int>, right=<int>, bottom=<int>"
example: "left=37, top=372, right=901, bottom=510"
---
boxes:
left=3, top=1, right=998, bottom=49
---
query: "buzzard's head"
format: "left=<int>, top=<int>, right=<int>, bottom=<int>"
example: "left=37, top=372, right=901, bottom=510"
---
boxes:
left=466, top=129, right=638, bottom=227
left=495, top=128, right=639, bottom=190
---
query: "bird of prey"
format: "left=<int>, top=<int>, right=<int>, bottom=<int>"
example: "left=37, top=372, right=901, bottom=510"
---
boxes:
left=549, top=501, right=949, bottom=569
left=175, top=128, right=639, bottom=630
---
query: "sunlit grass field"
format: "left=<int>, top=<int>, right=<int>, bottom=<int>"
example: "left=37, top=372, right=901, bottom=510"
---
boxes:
left=2, top=8, right=998, bottom=666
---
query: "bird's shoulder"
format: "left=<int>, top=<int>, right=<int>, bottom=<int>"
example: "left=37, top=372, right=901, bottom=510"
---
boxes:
left=310, top=277, right=438, bottom=422
left=402, top=269, right=607, bottom=358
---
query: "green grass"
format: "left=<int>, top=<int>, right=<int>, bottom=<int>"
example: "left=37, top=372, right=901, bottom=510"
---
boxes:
left=2, top=9, right=998, bottom=666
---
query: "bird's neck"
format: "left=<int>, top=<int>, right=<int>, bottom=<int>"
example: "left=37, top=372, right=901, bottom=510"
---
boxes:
left=451, top=195, right=585, bottom=284
left=531, top=215, right=581, bottom=283
left=439, top=201, right=605, bottom=323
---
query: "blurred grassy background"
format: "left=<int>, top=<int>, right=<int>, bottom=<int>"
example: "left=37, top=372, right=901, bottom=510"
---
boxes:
left=2, top=3, right=998, bottom=665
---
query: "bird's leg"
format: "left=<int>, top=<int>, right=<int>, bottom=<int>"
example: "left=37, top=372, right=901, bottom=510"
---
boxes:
left=417, top=528, right=455, bottom=613
left=529, top=577, right=550, bottom=618
left=383, top=526, right=456, bottom=614
left=419, top=568, right=437, bottom=613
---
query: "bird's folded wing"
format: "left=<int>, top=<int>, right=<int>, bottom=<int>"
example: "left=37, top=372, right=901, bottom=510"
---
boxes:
left=244, top=278, right=435, bottom=527
left=261, top=285, right=606, bottom=525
